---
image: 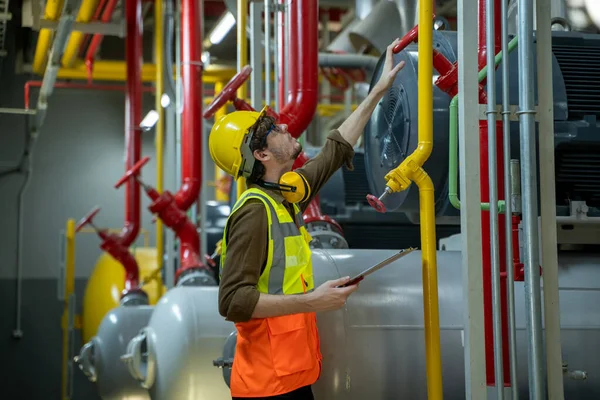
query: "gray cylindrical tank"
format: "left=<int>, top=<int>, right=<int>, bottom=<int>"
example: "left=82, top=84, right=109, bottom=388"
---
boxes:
left=121, top=287, right=235, bottom=400
left=124, top=249, right=600, bottom=399
left=74, top=305, right=154, bottom=400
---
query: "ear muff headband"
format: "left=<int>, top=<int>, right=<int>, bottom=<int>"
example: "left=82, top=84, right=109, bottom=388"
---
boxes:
left=258, top=172, right=311, bottom=203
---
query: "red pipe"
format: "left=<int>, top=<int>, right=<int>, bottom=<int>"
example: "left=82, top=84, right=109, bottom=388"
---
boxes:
left=173, top=0, right=205, bottom=278
left=78, top=0, right=108, bottom=58
left=23, top=80, right=154, bottom=109
left=174, top=0, right=203, bottom=212
left=119, top=0, right=143, bottom=247
left=478, top=0, right=511, bottom=388
left=277, top=0, right=319, bottom=139
left=85, top=0, right=121, bottom=80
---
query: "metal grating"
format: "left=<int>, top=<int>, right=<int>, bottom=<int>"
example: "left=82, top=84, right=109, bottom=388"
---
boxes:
left=342, top=152, right=372, bottom=205
left=553, top=40, right=600, bottom=120
left=555, top=144, right=600, bottom=207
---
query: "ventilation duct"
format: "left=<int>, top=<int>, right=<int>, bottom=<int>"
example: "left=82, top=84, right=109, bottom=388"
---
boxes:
left=348, top=1, right=405, bottom=56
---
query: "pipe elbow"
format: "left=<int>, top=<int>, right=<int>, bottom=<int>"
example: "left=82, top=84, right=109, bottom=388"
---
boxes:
left=174, top=179, right=201, bottom=210
left=119, top=222, right=140, bottom=248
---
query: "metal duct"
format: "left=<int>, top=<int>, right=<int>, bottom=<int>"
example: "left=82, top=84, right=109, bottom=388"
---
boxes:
left=348, top=1, right=404, bottom=56
left=326, top=19, right=361, bottom=54
left=318, top=53, right=379, bottom=71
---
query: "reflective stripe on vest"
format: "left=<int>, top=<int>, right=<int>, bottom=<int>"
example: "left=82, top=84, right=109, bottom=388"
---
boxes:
left=220, top=188, right=314, bottom=295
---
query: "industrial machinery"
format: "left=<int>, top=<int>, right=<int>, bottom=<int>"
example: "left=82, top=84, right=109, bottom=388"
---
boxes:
left=363, top=29, right=600, bottom=223
left=117, top=249, right=599, bottom=399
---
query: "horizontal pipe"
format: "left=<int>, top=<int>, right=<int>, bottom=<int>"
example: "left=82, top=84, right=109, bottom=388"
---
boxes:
left=317, top=53, right=379, bottom=71
left=24, top=80, right=154, bottom=109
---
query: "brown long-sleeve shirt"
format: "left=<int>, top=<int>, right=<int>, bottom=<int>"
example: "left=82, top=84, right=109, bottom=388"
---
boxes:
left=218, top=129, right=355, bottom=322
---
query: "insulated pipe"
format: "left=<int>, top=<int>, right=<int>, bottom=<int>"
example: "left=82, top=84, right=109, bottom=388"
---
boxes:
left=84, top=0, right=119, bottom=76
left=61, top=0, right=101, bottom=68
left=478, top=0, right=511, bottom=389
left=174, top=0, right=202, bottom=211
left=501, top=0, right=519, bottom=395
left=317, top=53, right=379, bottom=71
left=120, top=0, right=143, bottom=247
left=485, top=0, right=504, bottom=398
left=278, top=0, right=319, bottom=139
left=517, top=0, right=546, bottom=397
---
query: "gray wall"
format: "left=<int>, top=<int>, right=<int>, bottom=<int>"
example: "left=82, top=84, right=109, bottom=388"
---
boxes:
left=0, top=47, right=160, bottom=399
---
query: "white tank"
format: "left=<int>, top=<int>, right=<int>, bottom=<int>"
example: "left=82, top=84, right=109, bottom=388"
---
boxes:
left=123, top=249, right=600, bottom=399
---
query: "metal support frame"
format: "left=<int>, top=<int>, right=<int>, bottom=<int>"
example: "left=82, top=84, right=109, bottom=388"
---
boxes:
left=458, top=0, right=487, bottom=397
left=536, top=0, right=564, bottom=397
left=36, top=20, right=125, bottom=37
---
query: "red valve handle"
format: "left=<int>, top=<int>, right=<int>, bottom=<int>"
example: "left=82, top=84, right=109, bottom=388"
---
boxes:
left=76, top=206, right=101, bottom=232
left=203, top=65, right=253, bottom=119
left=392, top=14, right=437, bottom=54
left=366, top=194, right=388, bottom=214
left=115, top=156, right=151, bottom=189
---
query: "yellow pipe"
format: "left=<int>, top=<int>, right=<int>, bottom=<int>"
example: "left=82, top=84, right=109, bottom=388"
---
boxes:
left=154, top=0, right=165, bottom=293
left=55, top=61, right=237, bottom=83
left=61, top=219, right=76, bottom=400
left=378, top=0, right=442, bottom=398
left=213, top=81, right=229, bottom=202
left=236, top=0, right=248, bottom=200
left=33, top=0, right=65, bottom=74
left=60, top=0, right=100, bottom=68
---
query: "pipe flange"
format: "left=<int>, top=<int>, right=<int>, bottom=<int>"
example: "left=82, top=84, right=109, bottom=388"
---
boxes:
left=74, top=340, right=97, bottom=382
left=306, top=221, right=349, bottom=249
left=120, top=289, right=149, bottom=306
left=177, top=268, right=218, bottom=287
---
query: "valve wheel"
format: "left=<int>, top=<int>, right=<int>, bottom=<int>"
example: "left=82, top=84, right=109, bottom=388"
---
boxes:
left=115, top=156, right=151, bottom=189
left=203, top=65, right=253, bottom=119
left=76, top=206, right=101, bottom=232
left=366, top=194, right=387, bottom=214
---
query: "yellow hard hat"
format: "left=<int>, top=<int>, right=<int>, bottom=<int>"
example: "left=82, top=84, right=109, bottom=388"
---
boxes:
left=208, top=106, right=269, bottom=179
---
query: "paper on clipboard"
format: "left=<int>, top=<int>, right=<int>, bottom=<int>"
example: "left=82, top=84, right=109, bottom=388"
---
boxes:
left=337, top=247, right=417, bottom=288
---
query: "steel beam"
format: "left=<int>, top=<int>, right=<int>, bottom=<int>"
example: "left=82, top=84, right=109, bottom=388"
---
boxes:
left=458, top=0, right=487, bottom=397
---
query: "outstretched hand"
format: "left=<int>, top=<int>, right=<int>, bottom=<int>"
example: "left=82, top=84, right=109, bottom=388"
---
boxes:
left=373, top=38, right=406, bottom=94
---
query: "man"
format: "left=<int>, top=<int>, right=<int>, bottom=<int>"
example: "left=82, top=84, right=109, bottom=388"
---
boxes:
left=208, top=39, right=405, bottom=399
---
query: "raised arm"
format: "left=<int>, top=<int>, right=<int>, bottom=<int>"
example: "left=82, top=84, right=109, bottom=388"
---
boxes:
left=337, top=38, right=406, bottom=147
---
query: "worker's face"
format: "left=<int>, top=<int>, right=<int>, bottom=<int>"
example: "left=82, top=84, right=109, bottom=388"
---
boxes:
left=265, top=123, right=303, bottom=164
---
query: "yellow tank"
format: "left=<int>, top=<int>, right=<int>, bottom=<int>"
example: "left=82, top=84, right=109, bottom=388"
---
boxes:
left=82, top=247, right=166, bottom=344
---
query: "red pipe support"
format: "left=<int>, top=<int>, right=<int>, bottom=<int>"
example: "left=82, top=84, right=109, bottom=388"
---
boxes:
left=119, top=0, right=143, bottom=247
left=278, top=0, right=319, bottom=139
left=85, top=0, right=121, bottom=80
left=174, top=0, right=203, bottom=211
left=24, top=80, right=154, bottom=109
left=478, top=0, right=511, bottom=388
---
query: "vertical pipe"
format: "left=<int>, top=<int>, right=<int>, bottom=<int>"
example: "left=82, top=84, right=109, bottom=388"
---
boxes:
left=517, top=0, right=546, bottom=397
left=120, top=0, right=143, bottom=247
left=175, top=0, right=203, bottom=211
left=61, top=218, right=76, bottom=400
left=236, top=0, right=248, bottom=199
left=155, top=0, right=165, bottom=276
left=250, top=1, right=264, bottom=109
left=536, top=0, right=565, bottom=396
left=264, top=0, right=271, bottom=107
left=458, top=0, right=488, bottom=395
left=479, top=0, right=511, bottom=389
left=485, top=0, right=504, bottom=398
left=501, top=0, right=519, bottom=396
left=273, top=4, right=281, bottom=111
left=213, top=81, right=229, bottom=202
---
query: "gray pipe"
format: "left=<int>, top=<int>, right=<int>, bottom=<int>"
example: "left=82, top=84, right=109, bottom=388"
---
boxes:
left=318, top=53, right=379, bottom=72
left=274, top=4, right=281, bottom=111
left=264, top=0, right=271, bottom=106
left=501, top=0, right=519, bottom=397
left=517, top=0, right=546, bottom=398
left=485, top=0, right=504, bottom=397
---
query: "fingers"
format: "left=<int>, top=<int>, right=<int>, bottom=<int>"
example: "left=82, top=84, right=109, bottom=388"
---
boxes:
left=392, top=60, right=406, bottom=74
left=387, top=37, right=401, bottom=53
left=328, top=276, right=351, bottom=287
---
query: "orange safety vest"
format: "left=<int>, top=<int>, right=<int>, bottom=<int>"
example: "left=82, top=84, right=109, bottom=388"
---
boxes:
left=220, top=189, right=322, bottom=398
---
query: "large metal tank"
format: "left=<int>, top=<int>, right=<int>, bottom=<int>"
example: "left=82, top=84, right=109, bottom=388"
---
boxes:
left=74, top=305, right=154, bottom=400
left=364, top=29, right=600, bottom=219
left=121, top=286, right=235, bottom=400
left=124, top=249, right=600, bottom=399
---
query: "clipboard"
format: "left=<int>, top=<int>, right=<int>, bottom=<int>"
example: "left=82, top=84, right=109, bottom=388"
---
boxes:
left=337, top=247, right=417, bottom=288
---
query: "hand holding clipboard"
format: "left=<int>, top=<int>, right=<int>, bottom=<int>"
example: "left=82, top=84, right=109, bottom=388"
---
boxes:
left=337, top=247, right=417, bottom=288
